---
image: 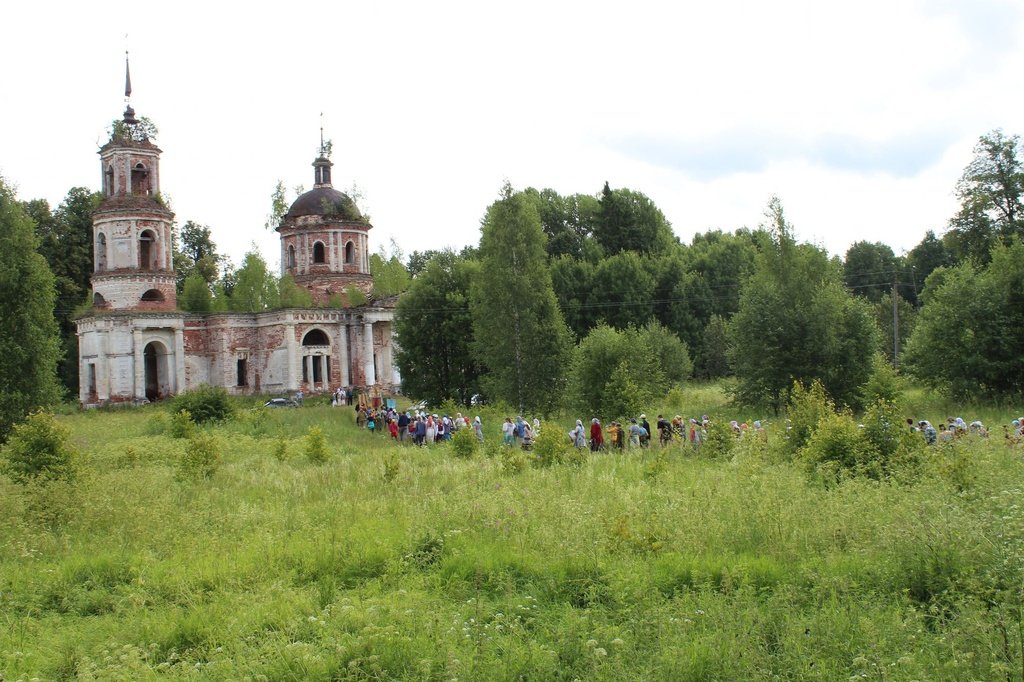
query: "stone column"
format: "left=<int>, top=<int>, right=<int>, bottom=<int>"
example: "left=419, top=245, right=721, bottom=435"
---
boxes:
left=286, top=322, right=297, bottom=391
left=174, top=327, right=186, bottom=394
left=97, top=329, right=110, bottom=401
left=363, top=321, right=376, bottom=386
left=338, top=322, right=349, bottom=386
left=304, top=355, right=312, bottom=390
left=133, top=328, right=144, bottom=400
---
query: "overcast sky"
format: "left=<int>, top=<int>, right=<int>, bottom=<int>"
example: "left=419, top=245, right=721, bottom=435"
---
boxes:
left=3, top=0, right=1022, bottom=269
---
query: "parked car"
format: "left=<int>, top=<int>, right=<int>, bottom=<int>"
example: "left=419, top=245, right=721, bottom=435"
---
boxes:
left=264, top=398, right=299, bottom=408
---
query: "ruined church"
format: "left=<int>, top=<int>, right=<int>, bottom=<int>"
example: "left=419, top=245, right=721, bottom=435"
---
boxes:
left=75, top=67, right=398, bottom=406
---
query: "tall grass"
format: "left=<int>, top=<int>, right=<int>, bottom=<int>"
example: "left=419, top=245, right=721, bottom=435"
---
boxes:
left=1, top=390, right=1023, bottom=679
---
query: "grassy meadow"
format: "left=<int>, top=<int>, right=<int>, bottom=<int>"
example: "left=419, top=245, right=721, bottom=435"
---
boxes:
left=2, top=385, right=1024, bottom=680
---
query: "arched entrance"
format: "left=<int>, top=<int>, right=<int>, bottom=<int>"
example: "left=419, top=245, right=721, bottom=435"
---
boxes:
left=143, top=341, right=169, bottom=401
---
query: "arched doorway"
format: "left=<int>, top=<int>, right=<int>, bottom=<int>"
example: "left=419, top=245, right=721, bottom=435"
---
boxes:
left=143, top=341, right=168, bottom=402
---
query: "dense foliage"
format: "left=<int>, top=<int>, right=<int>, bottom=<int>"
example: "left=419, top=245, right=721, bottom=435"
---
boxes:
left=729, top=199, right=878, bottom=411
left=471, top=186, right=571, bottom=413
left=394, top=250, right=481, bottom=406
left=0, top=178, right=61, bottom=440
left=905, top=241, right=1024, bottom=399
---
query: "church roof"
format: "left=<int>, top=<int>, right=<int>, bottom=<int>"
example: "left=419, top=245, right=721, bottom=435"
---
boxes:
left=285, top=186, right=365, bottom=221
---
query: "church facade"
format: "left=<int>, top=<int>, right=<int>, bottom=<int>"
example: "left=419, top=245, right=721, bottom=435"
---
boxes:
left=75, top=90, right=398, bottom=406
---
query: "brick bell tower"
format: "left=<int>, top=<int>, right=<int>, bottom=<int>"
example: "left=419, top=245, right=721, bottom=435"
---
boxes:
left=90, top=54, right=176, bottom=311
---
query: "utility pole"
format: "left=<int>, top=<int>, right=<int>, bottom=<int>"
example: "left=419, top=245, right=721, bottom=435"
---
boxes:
left=892, top=272, right=899, bottom=369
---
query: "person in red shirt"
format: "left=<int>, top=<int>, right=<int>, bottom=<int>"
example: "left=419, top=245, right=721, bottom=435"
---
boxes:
left=590, top=418, right=604, bottom=452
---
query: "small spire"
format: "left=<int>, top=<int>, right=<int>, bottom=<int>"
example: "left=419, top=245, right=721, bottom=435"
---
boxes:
left=122, top=50, right=137, bottom=125
left=125, top=50, right=132, bottom=98
left=319, top=112, right=324, bottom=156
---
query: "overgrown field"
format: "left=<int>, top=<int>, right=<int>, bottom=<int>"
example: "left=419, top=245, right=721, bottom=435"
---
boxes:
left=3, top=391, right=1024, bottom=680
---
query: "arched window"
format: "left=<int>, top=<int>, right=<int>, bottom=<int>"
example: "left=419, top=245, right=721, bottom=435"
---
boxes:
left=287, top=244, right=296, bottom=269
left=131, top=163, right=149, bottom=195
left=312, top=241, right=326, bottom=264
left=141, top=289, right=164, bottom=302
left=302, top=329, right=330, bottom=346
left=105, top=166, right=114, bottom=196
left=344, top=240, right=355, bottom=265
left=139, top=229, right=156, bottom=270
left=96, top=233, right=107, bottom=271
left=93, top=292, right=107, bottom=307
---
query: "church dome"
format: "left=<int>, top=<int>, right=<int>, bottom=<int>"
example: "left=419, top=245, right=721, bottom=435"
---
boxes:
left=286, top=186, right=364, bottom=221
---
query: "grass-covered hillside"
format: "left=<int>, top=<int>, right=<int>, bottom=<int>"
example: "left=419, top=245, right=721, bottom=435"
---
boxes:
left=2, top=387, right=1024, bottom=680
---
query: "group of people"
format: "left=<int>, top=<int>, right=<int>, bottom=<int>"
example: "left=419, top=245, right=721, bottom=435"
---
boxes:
left=355, top=406, right=487, bottom=446
left=348, top=399, right=1024, bottom=454
left=913, top=416, right=1024, bottom=445
left=569, top=414, right=742, bottom=452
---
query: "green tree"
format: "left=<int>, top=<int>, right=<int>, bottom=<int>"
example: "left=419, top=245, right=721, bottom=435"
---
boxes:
left=0, top=178, right=62, bottom=441
left=229, top=250, right=277, bottom=312
left=370, top=253, right=411, bottom=298
left=32, top=187, right=101, bottom=394
left=588, top=251, right=656, bottom=329
left=550, top=255, right=595, bottom=339
left=277, top=274, right=313, bottom=308
left=265, top=180, right=288, bottom=230
left=180, top=272, right=213, bottom=312
left=521, top=187, right=601, bottom=260
left=904, top=241, right=1024, bottom=399
left=471, top=185, right=571, bottom=413
left=729, top=197, right=878, bottom=411
left=906, top=230, right=952, bottom=299
left=174, top=220, right=222, bottom=292
left=593, top=183, right=676, bottom=255
left=394, top=250, right=480, bottom=405
left=697, top=314, right=731, bottom=379
left=844, top=241, right=897, bottom=302
left=947, top=130, right=1024, bottom=263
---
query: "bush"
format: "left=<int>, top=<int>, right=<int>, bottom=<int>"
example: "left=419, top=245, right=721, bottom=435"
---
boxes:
left=450, top=427, right=478, bottom=459
left=169, top=409, right=195, bottom=439
left=532, top=426, right=571, bottom=468
left=178, top=432, right=221, bottom=480
left=171, top=385, right=233, bottom=425
left=271, top=438, right=290, bottom=462
left=1, top=411, right=77, bottom=484
left=859, top=353, right=905, bottom=408
left=799, top=411, right=875, bottom=481
left=784, top=380, right=834, bottom=457
left=861, top=399, right=924, bottom=478
left=501, top=447, right=526, bottom=475
left=700, top=419, right=735, bottom=460
left=304, top=426, right=330, bottom=464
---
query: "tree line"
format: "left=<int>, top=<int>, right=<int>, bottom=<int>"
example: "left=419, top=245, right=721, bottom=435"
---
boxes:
left=1, top=128, right=1022, bottom=439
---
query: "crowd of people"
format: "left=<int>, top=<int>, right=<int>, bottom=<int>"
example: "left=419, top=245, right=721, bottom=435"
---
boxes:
left=344, top=398, right=1024, bottom=453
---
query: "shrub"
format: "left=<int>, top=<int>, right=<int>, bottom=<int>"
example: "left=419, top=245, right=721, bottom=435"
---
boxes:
left=178, top=432, right=221, bottom=480
left=382, top=453, right=400, bottom=483
left=168, top=409, right=195, bottom=439
left=271, top=437, right=290, bottom=462
left=859, top=353, right=905, bottom=408
left=450, top=427, right=478, bottom=459
left=171, top=385, right=233, bottom=425
left=784, top=380, right=834, bottom=457
left=701, top=419, right=735, bottom=460
left=861, top=399, right=923, bottom=477
left=799, top=411, right=875, bottom=481
left=1, top=411, right=77, bottom=484
left=532, top=426, right=570, bottom=468
left=304, top=426, right=330, bottom=464
left=501, top=447, right=526, bottom=475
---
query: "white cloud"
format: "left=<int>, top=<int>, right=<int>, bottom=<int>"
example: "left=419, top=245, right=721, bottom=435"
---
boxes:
left=1, top=0, right=1022, bottom=266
